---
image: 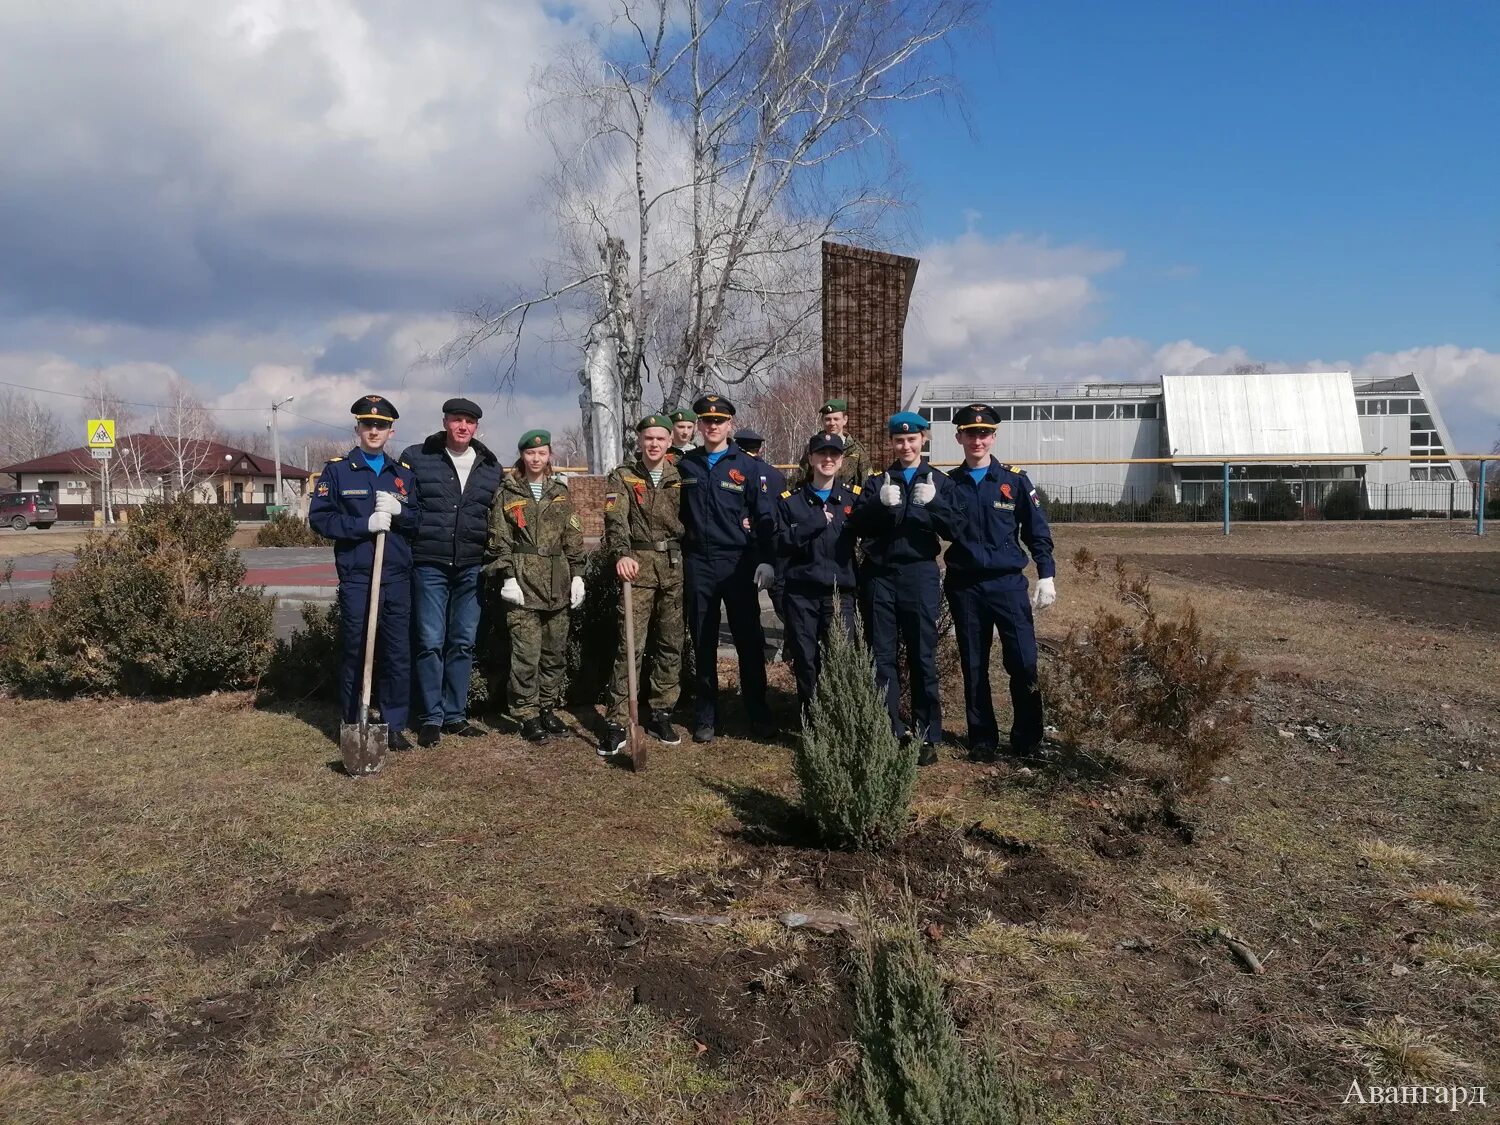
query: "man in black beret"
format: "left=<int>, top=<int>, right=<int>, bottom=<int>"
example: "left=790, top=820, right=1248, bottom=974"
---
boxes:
left=398, top=396, right=504, bottom=747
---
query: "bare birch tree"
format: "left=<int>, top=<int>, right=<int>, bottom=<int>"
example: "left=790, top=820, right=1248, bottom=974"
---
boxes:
left=451, top=0, right=975, bottom=470
left=0, top=388, right=61, bottom=466
left=735, top=359, right=827, bottom=467
left=154, top=375, right=224, bottom=497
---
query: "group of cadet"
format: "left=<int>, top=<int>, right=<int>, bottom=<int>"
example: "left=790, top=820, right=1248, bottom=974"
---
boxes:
left=310, top=389, right=1057, bottom=768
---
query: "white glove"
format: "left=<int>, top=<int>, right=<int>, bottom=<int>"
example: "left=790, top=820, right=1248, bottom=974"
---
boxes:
left=500, top=577, right=525, bottom=606
left=366, top=511, right=391, bottom=534
left=911, top=480, right=936, bottom=506
left=569, top=575, right=585, bottom=609
left=1031, top=577, right=1057, bottom=610
left=879, top=483, right=902, bottom=507
left=374, top=491, right=402, bottom=516
left=754, top=563, right=775, bottom=590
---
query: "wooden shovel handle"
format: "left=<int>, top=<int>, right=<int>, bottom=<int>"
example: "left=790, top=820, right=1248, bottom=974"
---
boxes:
left=622, top=579, right=639, bottom=728
left=359, top=530, right=386, bottom=722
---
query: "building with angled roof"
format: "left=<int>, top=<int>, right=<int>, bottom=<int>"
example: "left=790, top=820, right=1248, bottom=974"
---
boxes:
left=0, top=433, right=311, bottom=520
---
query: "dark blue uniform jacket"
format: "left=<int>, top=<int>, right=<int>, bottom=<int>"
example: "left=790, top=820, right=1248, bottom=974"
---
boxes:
left=774, top=480, right=859, bottom=589
left=849, top=461, right=960, bottom=569
left=308, top=449, right=419, bottom=582
left=944, top=458, right=1055, bottom=582
left=398, top=433, right=503, bottom=569
left=676, top=442, right=770, bottom=561
left=745, top=456, right=786, bottom=558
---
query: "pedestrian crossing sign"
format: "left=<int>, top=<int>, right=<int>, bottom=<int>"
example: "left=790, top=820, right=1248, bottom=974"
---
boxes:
left=86, top=419, right=116, bottom=449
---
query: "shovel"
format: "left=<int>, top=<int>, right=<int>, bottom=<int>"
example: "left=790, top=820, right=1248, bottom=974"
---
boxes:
left=340, top=530, right=388, bottom=777
left=621, top=579, right=648, bottom=772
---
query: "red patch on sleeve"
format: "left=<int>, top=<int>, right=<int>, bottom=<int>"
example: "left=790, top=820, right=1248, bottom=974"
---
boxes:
left=1000, top=482, right=1013, bottom=500
left=728, top=468, right=745, bottom=484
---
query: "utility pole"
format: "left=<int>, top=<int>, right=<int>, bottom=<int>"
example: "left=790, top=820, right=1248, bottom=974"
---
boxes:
left=271, top=396, right=294, bottom=507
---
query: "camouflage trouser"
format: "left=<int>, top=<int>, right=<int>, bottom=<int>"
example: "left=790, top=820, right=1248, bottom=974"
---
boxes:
left=506, top=605, right=568, bottom=721
left=607, top=578, right=683, bottom=725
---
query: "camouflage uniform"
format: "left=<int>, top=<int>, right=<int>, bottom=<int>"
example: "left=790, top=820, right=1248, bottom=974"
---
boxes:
left=487, top=473, right=584, bottom=721
left=791, top=433, right=871, bottom=490
left=603, top=456, right=684, bottom=724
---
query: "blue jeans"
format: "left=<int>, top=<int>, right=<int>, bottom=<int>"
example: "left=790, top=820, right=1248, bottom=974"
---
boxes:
left=412, top=563, right=483, bottom=727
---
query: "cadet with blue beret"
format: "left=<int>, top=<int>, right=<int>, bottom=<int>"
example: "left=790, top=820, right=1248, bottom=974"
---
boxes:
left=849, top=410, right=961, bottom=765
left=774, top=432, right=861, bottom=716
left=944, top=404, right=1056, bottom=760
left=308, top=395, right=420, bottom=752
left=676, top=394, right=775, bottom=742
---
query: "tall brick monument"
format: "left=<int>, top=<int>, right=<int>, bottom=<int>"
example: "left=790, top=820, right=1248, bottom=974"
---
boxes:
left=821, top=241, right=920, bottom=459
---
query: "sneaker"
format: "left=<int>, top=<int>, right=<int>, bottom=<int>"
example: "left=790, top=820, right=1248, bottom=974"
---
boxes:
left=418, top=724, right=442, bottom=749
left=599, top=723, right=628, bottom=757
left=389, top=730, right=415, bottom=752
left=442, top=719, right=490, bottom=738
left=520, top=717, right=548, bottom=744
left=645, top=711, right=681, bottom=745
left=917, top=741, right=939, bottom=767
left=692, top=724, right=716, bottom=744
left=538, top=709, right=568, bottom=735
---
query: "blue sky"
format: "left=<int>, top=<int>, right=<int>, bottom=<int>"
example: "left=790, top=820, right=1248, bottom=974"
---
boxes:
left=0, top=0, right=1496, bottom=452
left=905, top=0, right=1499, bottom=360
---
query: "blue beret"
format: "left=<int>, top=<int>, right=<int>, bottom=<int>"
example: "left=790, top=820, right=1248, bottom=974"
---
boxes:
left=887, top=411, right=929, bottom=435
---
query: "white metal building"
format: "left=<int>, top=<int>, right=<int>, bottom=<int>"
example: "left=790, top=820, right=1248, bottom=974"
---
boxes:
left=905, top=370, right=1470, bottom=511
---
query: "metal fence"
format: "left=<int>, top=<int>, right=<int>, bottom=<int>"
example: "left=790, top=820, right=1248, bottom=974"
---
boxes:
left=1029, top=479, right=1494, bottom=525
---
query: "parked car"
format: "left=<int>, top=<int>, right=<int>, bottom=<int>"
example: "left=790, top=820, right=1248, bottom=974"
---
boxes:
left=1, top=491, right=58, bottom=530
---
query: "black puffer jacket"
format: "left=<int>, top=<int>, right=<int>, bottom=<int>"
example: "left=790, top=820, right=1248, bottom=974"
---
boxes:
left=398, top=433, right=504, bottom=568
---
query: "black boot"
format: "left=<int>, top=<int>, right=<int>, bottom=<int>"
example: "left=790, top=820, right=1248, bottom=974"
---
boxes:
left=539, top=709, right=567, bottom=735
left=918, top=741, right=939, bottom=767
left=389, top=730, right=415, bottom=752
left=520, top=717, right=548, bottom=744
left=417, top=724, right=442, bottom=748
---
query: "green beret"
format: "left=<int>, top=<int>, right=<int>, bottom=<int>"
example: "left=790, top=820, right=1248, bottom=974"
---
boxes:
left=637, top=413, right=673, bottom=433
left=820, top=397, right=849, bottom=414
left=518, top=429, right=551, bottom=451
left=668, top=408, right=697, bottom=424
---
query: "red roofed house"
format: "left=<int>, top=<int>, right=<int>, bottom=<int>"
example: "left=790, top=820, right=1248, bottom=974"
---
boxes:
left=0, top=434, right=311, bottom=522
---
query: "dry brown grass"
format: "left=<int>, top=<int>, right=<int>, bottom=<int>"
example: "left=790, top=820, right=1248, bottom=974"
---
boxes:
left=1346, top=1017, right=1478, bottom=1085
left=3, top=522, right=1498, bottom=1123
left=1152, top=874, right=1226, bottom=925
left=1406, top=882, right=1488, bottom=914
left=1424, top=939, right=1500, bottom=980
left=1356, top=837, right=1439, bottom=873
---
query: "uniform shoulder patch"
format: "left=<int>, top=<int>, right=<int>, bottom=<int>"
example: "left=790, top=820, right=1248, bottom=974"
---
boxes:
left=328, top=456, right=344, bottom=463
left=780, top=489, right=792, bottom=499
left=852, top=484, right=862, bottom=495
left=1007, top=464, right=1024, bottom=474
left=400, top=460, right=410, bottom=469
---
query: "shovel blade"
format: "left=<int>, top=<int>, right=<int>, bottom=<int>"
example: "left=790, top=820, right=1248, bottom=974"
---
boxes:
left=628, top=722, right=648, bottom=772
left=340, top=721, right=388, bottom=777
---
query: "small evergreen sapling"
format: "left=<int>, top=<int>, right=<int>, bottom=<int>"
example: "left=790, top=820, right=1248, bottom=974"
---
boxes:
left=840, top=915, right=1030, bottom=1125
left=795, top=611, right=916, bottom=851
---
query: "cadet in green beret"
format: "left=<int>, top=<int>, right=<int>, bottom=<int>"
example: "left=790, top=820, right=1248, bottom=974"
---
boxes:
left=667, top=408, right=697, bottom=463
left=487, top=430, right=585, bottom=743
left=599, top=414, right=686, bottom=756
left=791, top=395, right=871, bottom=488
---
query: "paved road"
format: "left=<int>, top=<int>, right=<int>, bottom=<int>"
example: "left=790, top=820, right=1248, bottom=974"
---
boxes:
left=3, top=546, right=783, bottom=650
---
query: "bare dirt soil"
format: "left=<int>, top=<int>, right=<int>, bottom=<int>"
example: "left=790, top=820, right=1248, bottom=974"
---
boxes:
left=1147, top=551, right=1500, bottom=633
